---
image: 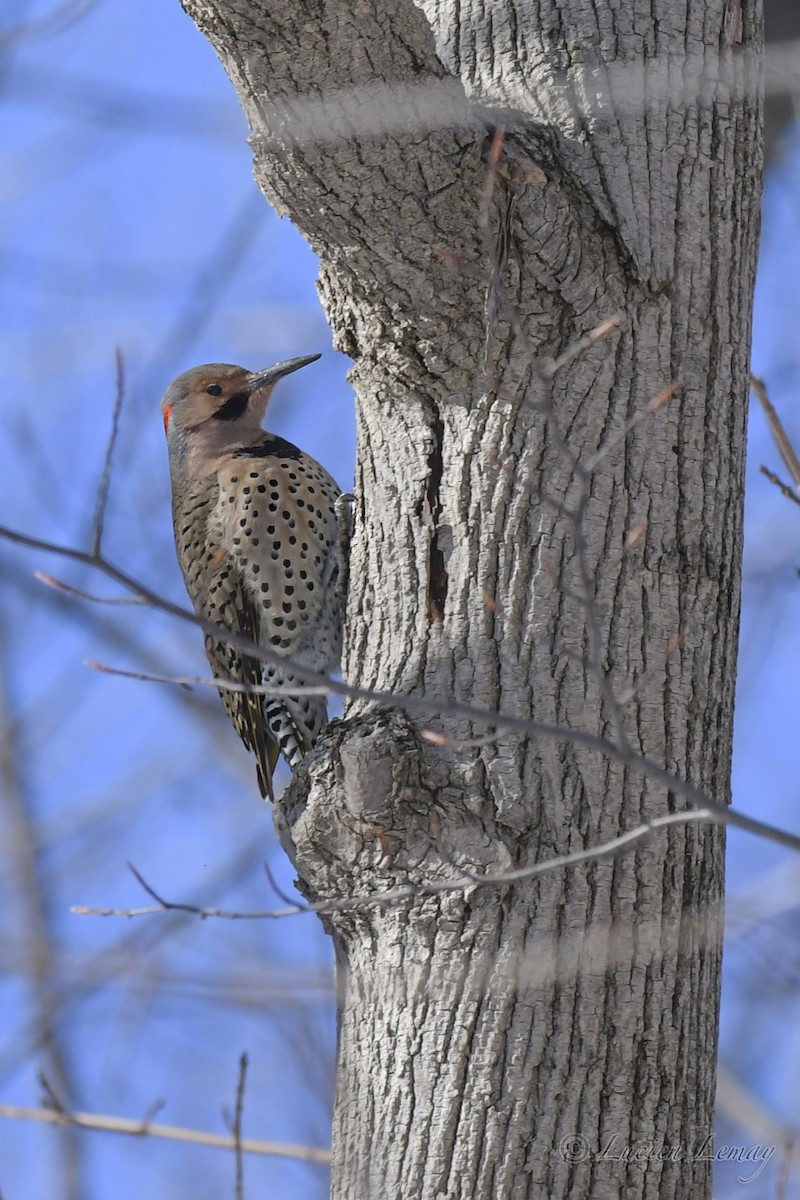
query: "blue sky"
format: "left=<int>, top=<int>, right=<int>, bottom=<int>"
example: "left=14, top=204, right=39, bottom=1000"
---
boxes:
left=1, top=3, right=350, bottom=1197
left=1, top=2, right=799, bottom=1197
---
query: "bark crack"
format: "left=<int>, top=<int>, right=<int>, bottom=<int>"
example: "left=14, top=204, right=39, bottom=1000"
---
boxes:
left=426, top=407, right=449, bottom=622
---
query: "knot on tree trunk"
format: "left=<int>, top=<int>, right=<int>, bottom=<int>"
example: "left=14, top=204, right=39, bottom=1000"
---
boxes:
left=274, top=708, right=517, bottom=920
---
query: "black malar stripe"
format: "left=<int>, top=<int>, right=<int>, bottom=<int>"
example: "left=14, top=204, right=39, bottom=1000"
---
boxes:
left=212, top=392, right=249, bottom=421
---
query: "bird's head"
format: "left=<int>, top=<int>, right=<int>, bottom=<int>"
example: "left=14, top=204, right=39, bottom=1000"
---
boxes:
left=160, top=355, right=321, bottom=450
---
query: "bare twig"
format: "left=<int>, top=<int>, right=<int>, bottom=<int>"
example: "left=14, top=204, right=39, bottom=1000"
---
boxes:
left=73, top=805, right=800, bottom=924
left=0, top=1101, right=330, bottom=1164
left=541, top=314, right=623, bottom=380
left=751, top=374, right=800, bottom=493
left=7, top=526, right=320, bottom=677
left=7, top=514, right=800, bottom=857
left=474, top=155, right=667, bottom=759
left=585, top=380, right=678, bottom=471
left=759, top=465, right=800, bottom=508
left=484, top=270, right=636, bottom=752
left=86, top=661, right=331, bottom=699
left=35, top=572, right=147, bottom=606
left=616, top=631, right=685, bottom=706
left=233, top=1053, right=248, bottom=1200
left=91, top=349, right=125, bottom=557
left=263, top=861, right=305, bottom=909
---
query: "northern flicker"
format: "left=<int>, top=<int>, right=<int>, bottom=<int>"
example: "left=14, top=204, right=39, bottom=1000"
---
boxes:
left=161, top=354, right=346, bottom=800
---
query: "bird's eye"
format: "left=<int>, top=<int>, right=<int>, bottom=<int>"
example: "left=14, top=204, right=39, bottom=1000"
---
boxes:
left=206, top=384, right=223, bottom=397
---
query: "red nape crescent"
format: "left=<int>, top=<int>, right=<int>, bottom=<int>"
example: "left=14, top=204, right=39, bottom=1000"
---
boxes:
left=162, top=403, right=172, bottom=433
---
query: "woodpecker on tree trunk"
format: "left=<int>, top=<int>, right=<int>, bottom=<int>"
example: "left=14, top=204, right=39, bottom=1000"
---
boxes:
left=161, top=355, right=346, bottom=800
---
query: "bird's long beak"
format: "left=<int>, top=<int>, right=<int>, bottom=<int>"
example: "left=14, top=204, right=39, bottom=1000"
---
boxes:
left=245, top=354, right=321, bottom=394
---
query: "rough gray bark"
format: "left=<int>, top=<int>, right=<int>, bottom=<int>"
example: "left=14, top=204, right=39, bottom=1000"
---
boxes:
left=181, top=2, right=762, bottom=1197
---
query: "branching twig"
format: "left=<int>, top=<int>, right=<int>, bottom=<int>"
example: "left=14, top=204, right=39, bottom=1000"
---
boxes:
left=476, top=140, right=678, bottom=759
left=3, top=326, right=796, bottom=910
left=0, top=1101, right=330, bottom=1164
left=585, top=380, right=678, bottom=471
left=72, top=805, right=800, bottom=924
left=477, top=168, right=638, bottom=750
left=6, top=505, right=800, bottom=863
left=759, top=465, right=800, bottom=508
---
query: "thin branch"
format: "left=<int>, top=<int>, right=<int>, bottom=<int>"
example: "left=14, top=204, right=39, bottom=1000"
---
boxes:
left=233, top=1053, right=248, bottom=1200
left=541, top=315, right=623, bottom=380
left=262, top=861, right=305, bottom=909
left=73, top=805, right=800, bottom=924
left=759, top=465, right=800, bottom=508
left=15, top=526, right=361, bottom=694
left=476, top=145, right=669, bottom=761
left=234, top=48, right=792, bottom=150
left=616, top=631, right=685, bottom=706
left=3, top=527, right=206, bottom=623
left=585, top=380, right=678, bottom=472
left=91, top=349, right=125, bottom=556
left=0, top=838, right=269, bottom=1089
left=751, top=374, right=800, bottom=493
left=7, top=513, right=800, bottom=854
left=35, top=573, right=147, bottom=606
left=86, top=661, right=331, bottom=699
left=0, top=1102, right=330, bottom=1164
left=476, top=163, right=636, bottom=752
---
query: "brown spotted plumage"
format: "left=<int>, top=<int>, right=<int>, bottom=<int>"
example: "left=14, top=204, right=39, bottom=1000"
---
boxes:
left=161, top=355, right=347, bottom=799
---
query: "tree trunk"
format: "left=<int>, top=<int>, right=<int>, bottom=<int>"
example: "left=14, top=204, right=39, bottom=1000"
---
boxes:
left=181, top=2, right=762, bottom=1197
